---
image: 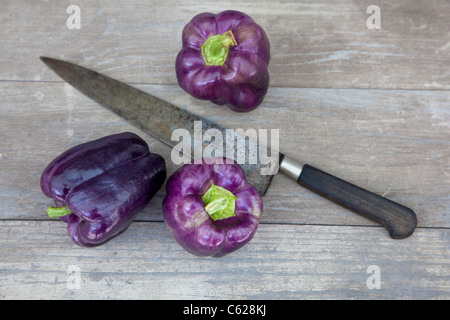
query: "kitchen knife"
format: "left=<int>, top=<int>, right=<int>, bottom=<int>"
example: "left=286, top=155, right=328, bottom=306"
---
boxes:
left=40, top=57, right=417, bottom=239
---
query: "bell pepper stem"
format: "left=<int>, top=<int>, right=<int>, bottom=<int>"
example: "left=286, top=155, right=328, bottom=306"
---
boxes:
left=47, top=205, right=72, bottom=218
left=201, top=30, right=237, bottom=66
left=204, top=198, right=228, bottom=215
left=202, top=184, right=238, bottom=221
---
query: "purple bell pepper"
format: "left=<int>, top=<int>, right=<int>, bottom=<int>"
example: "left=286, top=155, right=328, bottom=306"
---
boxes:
left=41, top=132, right=166, bottom=247
left=175, top=10, right=271, bottom=113
left=162, top=158, right=263, bottom=257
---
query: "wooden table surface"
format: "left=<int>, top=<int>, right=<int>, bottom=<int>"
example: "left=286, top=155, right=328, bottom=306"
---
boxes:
left=1, top=0, right=449, bottom=300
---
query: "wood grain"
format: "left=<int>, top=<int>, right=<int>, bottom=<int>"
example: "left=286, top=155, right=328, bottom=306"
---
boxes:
left=1, top=220, right=448, bottom=299
left=0, top=82, right=448, bottom=229
left=1, top=0, right=449, bottom=89
left=0, top=0, right=449, bottom=300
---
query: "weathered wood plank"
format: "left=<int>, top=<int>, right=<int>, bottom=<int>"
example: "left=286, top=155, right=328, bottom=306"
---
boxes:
left=0, top=82, right=448, bottom=228
left=0, top=220, right=448, bottom=299
left=1, top=0, right=449, bottom=89
left=1, top=0, right=449, bottom=302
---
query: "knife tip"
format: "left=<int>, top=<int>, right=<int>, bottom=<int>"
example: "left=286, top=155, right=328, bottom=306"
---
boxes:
left=40, top=56, right=61, bottom=67
left=39, top=56, right=51, bottom=64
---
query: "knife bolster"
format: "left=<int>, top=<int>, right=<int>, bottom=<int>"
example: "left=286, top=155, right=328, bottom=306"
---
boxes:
left=279, top=156, right=304, bottom=180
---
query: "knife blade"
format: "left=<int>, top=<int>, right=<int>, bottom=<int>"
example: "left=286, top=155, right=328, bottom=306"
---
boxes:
left=39, top=56, right=274, bottom=196
left=40, top=57, right=417, bottom=239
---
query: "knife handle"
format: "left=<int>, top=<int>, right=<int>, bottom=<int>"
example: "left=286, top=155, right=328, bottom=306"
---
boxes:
left=279, top=157, right=417, bottom=239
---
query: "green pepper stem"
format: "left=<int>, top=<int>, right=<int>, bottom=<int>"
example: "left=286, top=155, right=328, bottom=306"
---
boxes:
left=201, top=30, right=237, bottom=66
left=47, top=205, right=72, bottom=218
left=204, top=198, right=229, bottom=215
left=202, top=184, right=238, bottom=221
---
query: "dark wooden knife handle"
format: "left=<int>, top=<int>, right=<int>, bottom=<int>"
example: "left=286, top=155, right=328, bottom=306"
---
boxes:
left=297, top=164, right=417, bottom=238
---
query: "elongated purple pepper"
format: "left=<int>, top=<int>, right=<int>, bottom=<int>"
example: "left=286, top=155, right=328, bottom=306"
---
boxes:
left=176, top=10, right=271, bottom=112
left=41, top=132, right=166, bottom=247
left=162, top=158, right=263, bottom=257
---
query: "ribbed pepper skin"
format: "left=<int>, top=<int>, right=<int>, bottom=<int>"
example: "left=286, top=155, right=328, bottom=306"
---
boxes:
left=176, top=10, right=270, bottom=112
left=41, top=132, right=166, bottom=247
left=162, top=158, right=263, bottom=257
